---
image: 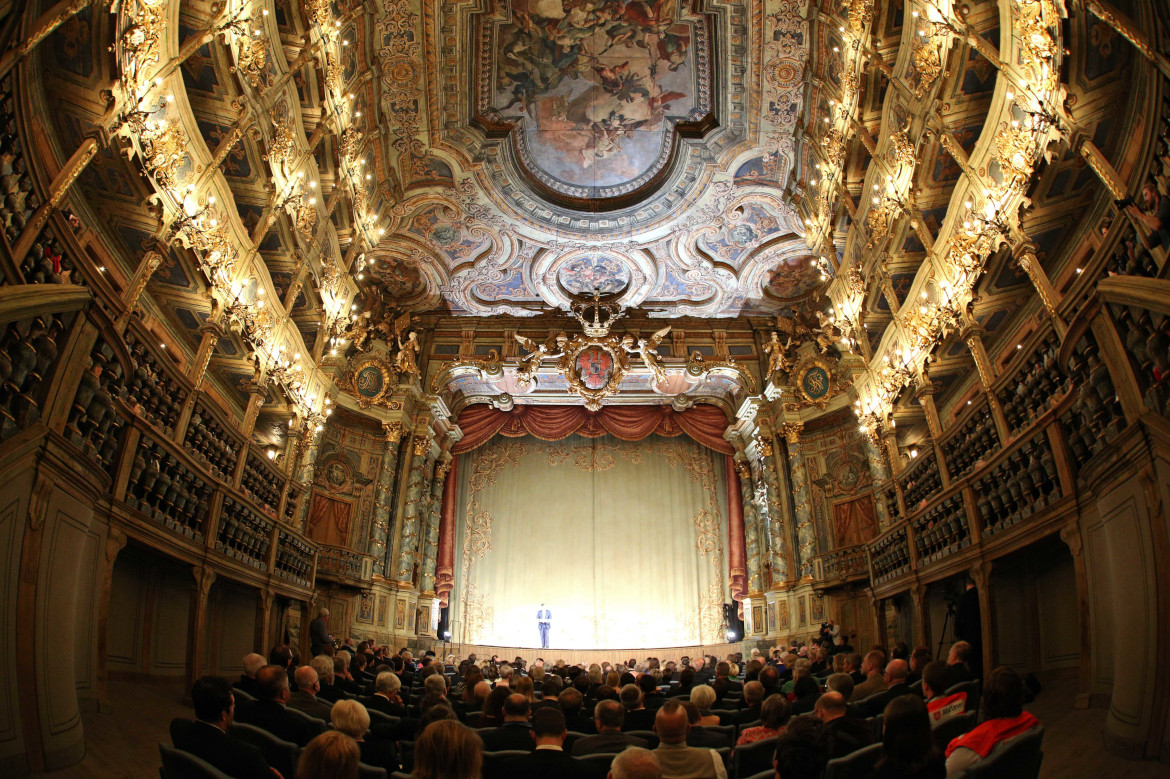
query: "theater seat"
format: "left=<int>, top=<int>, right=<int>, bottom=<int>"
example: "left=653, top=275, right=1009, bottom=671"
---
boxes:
left=959, top=725, right=1044, bottom=779
left=731, top=736, right=778, bottom=778
left=158, top=743, right=232, bottom=779
left=358, top=762, right=389, bottom=779
left=822, top=742, right=882, bottom=779
left=931, top=711, right=977, bottom=754
left=625, top=730, right=659, bottom=748
left=482, top=749, right=532, bottom=779
left=945, top=680, right=982, bottom=713
left=229, top=721, right=300, bottom=779
left=575, top=751, right=616, bottom=778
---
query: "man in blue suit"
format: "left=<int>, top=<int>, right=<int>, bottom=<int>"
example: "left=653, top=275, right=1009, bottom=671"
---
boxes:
left=537, top=603, right=551, bottom=649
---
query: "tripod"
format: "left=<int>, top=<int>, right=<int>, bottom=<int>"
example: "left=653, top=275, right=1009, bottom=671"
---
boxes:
left=936, top=603, right=955, bottom=661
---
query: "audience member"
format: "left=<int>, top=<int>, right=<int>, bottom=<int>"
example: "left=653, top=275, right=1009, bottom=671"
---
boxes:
left=331, top=699, right=399, bottom=773
left=864, top=695, right=944, bottom=779
left=412, top=720, right=482, bottom=779
left=922, top=660, right=965, bottom=724
left=944, top=666, right=1038, bottom=774
left=908, top=646, right=931, bottom=685
left=572, top=699, right=649, bottom=755
left=772, top=715, right=830, bottom=779
left=944, top=641, right=976, bottom=689
left=363, top=671, right=406, bottom=717
left=681, top=700, right=725, bottom=749
left=559, top=688, right=597, bottom=733
left=638, top=672, right=667, bottom=711
left=235, top=654, right=265, bottom=699
left=689, top=685, right=720, bottom=727
left=788, top=675, right=822, bottom=716
left=175, top=676, right=273, bottom=779
left=235, top=666, right=321, bottom=747
left=850, top=650, right=888, bottom=701
left=858, top=659, right=912, bottom=717
left=497, top=707, right=593, bottom=779
left=480, top=685, right=511, bottom=726
left=652, top=700, right=727, bottom=779
left=608, top=746, right=662, bottom=779
left=297, top=730, right=358, bottom=779
left=288, top=666, right=334, bottom=722
left=311, top=656, right=345, bottom=704
left=813, top=691, right=874, bottom=758
left=621, top=683, right=656, bottom=731
left=844, top=653, right=864, bottom=685
left=736, top=694, right=790, bottom=745
left=481, top=693, right=535, bottom=751
left=735, top=681, right=765, bottom=725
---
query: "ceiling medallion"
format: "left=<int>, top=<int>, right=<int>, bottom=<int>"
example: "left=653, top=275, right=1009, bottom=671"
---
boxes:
left=785, top=355, right=852, bottom=412
left=350, top=358, right=394, bottom=408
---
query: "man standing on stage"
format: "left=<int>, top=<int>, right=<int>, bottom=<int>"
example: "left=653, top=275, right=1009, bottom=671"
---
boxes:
left=537, top=603, right=552, bottom=649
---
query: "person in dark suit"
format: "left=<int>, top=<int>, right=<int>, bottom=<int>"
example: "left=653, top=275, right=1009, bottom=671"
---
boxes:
left=234, top=665, right=322, bottom=747
left=174, top=676, right=274, bottom=779
left=858, top=659, right=915, bottom=718
left=311, top=656, right=346, bottom=703
left=734, top=681, right=765, bottom=725
left=233, top=654, right=265, bottom=700
left=710, top=662, right=742, bottom=704
left=944, top=641, right=976, bottom=689
left=844, top=653, right=865, bottom=685
left=619, top=684, right=656, bottom=731
left=571, top=699, right=648, bottom=755
left=287, top=666, right=334, bottom=722
left=309, top=608, right=332, bottom=657
left=333, top=655, right=363, bottom=696
left=682, top=700, right=729, bottom=749
left=361, top=671, right=408, bottom=717
left=638, top=673, right=667, bottom=711
left=558, top=688, right=597, bottom=734
left=481, top=694, right=536, bottom=751
left=814, top=691, right=875, bottom=758
left=497, top=707, right=593, bottom=779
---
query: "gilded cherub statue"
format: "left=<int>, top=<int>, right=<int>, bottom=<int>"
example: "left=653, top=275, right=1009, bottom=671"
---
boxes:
left=396, top=330, right=421, bottom=376
left=763, top=331, right=795, bottom=380
left=514, top=331, right=568, bottom=386
left=621, top=325, right=672, bottom=384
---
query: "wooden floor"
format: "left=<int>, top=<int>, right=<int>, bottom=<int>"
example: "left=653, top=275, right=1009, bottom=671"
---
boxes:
left=28, top=671, right=1170, bottom=777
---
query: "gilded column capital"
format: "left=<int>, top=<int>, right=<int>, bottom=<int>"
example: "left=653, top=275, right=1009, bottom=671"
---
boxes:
left=412, top=435, right=431, bottom=457
left=782, top=422, right=804, bottom=445
left=383, top=421, right=405, bottom=444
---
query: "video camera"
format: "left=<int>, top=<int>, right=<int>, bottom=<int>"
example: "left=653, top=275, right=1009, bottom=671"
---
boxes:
left=1115, top=196, right=1135, bottom=209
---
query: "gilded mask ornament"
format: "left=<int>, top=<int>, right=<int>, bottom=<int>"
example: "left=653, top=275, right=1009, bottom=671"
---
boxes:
left=822, top=128, right=846, bottom=167
left=993, top=123, right=1035, bottom=190
left=887, top=126, right=915, bottom=169
left=140, top=119, right=187, bottom=193
left=866, top=199, right=892, bottom=249
left=233, top=33, right=269, bottom=89
left=912, top=41, right=942, bottom=99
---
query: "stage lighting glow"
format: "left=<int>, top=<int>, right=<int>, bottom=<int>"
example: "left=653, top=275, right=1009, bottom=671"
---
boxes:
left=726, top=629, right=738, bottom=642
left=443, top=630, right=452, bottom=639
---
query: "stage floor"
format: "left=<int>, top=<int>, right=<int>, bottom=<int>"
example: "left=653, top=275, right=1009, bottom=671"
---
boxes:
left=442, top=641, right=742, bottom=666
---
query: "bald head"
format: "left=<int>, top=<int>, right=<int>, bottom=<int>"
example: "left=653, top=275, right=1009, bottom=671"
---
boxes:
left=294, top=665, right=319, bottom=694
left=654, top=700, right=689, bottom=744
left=814, top=691, right=847, bottom=722
left=609, top=746, right=662, bottom=779
left=743, top=680, right=765, bottom=705
left=473, top=680, right=491, bottom=701
left=503, top=693, right=530, bottom=721
left=885, top=659, right=909, bottom=684
left=243, top=653, right=265, bottom=677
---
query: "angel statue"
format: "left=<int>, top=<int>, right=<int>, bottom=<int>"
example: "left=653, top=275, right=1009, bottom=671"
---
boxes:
left=763, top=331, right=794, bottom=380
left=621, top=326, right=672, bottom=384
left=514, top=332, right=567, bottom=387
left=396, top=330, right=421, bottom=377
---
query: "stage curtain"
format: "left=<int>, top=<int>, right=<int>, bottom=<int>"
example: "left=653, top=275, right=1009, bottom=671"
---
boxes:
left=452, top=433, right=731, bottom=649
left=307, top=493, right=352, bottom=547
left=451, top=405, right=734, bottom=455
left=832, top=495, right=879, bottom=548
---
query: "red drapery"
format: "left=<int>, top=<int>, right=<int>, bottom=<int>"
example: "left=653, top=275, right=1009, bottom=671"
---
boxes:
left=451, top=404, right=735, bottom=455
left=435, top=456, right=458, bottom=607
left=725, top=455, right=747, bottom=611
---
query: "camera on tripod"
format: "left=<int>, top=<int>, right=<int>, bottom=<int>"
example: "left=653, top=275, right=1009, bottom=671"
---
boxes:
left=1115, top=195, right=1135, bottom=209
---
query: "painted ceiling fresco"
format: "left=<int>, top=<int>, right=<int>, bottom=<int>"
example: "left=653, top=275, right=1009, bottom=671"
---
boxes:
left=362, top=0, right=813, bottom=317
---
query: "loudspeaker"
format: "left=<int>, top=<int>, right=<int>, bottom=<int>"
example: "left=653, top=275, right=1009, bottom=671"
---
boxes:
left=437, top=605, right=451, bottom=638
left=723, top=603, right=745, bottom=640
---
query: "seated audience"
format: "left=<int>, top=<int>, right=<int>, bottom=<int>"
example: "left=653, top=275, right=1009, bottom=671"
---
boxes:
left=682, top=701, right=726, bottom=749
left=498, top=707, right=593, bottom=779
left=560, top=687, right=597, bottom=733
left=297, top=730, right=360, bottom=779
left=412, top=719, right=482, bottom=779
left=944, top=641, right=976, bottom=689
left=944, top=666, right=1039, bottom=775
left=331, top=698, right=398, bottom=773
left=844, top=653, right=865, bottom=685
left=480, top=685, right=511, bottom=726
left=736, top=693, right=790, bottom=746
left=850, top=650, right=888, bottom=701
left=235, top=654, right=265, bottom=699
left=772, top=715, right=830, bottom=779
left=652, top=700, right=728, bottom=779
left=735, top=681, right=765, bottom=724
left=689, top=684, right=721, bottom=727
left=813, top=691, right=874, bottom=758
left=788, top=676, right=822, bottom=716
left=175, top=676, right=274, bottom=779
left=572, top=699, right=649, bottom=755
left=908, top=646, right=931, bottom=686
left=922, top=660, right=965, bottom=724
left=481, top=693, right=535, bottom=751
left=863, top=696, right=944, bottom=779
left=333, top=656, right=362, bottom=696
left=235, top=665, right=322, bottom=747
left=363, top=670, right=407, bottom=717
left=609, top=746, right=662, bottom=779
left=311, top=656, right=345, bottom=703
left=288, top=666, right=333, bottom=722
left=858, top=659, right=913, bottom=717
left=622, top=683, right=656, bottom=731
left=710, top=662, right=741, bottom=704
left=639, top=672, right=667, bottom=711
left=534, top=675, right=563, bottom=710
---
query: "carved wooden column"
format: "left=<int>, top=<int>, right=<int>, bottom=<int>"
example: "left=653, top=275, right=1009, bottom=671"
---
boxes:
left=95, top=527, right=128, bottom=707
left=916, top=381, right=950, bottom=486
left=393, top=436, right=432, bottom=586
left=1059, top=521, right=1092, bottom=710
left=1016, top=249, right=1068, bottom=339
left=759, top=438, right=790, bottom=586
left=970, top=561, right=995, bottom=678
left=255, top=587, right=275, bottom=655
left=911, top=583, right=929, bottom=650
left=116, top=248, right=165, bottom=334
left=186, top=565, right=217, bottom=699
left=369, top=421, right=405, bottom=577
left=735, top=459, right=763, bottom=595
left=10, top=136, right=99, bottom=265
left=964, top=329, right=1010, bottom=443
left=862, top=435, right=892, bottom=530
left=231, top=383, right=267, bottom=488
left=783, top=423, right=817, bottom=580
left=419, top=456, right=451, bottom=596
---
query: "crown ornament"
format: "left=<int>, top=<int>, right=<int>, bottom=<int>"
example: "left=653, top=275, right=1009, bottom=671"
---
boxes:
left=569, top=289, right=626, bottom=338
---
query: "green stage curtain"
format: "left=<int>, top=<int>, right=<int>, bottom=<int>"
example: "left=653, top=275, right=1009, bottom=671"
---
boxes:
left=451, top=432, right=731, bottom=649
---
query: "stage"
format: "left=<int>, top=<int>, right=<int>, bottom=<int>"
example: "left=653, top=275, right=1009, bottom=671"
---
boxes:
left=440, top=641, right=743, bottom=667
